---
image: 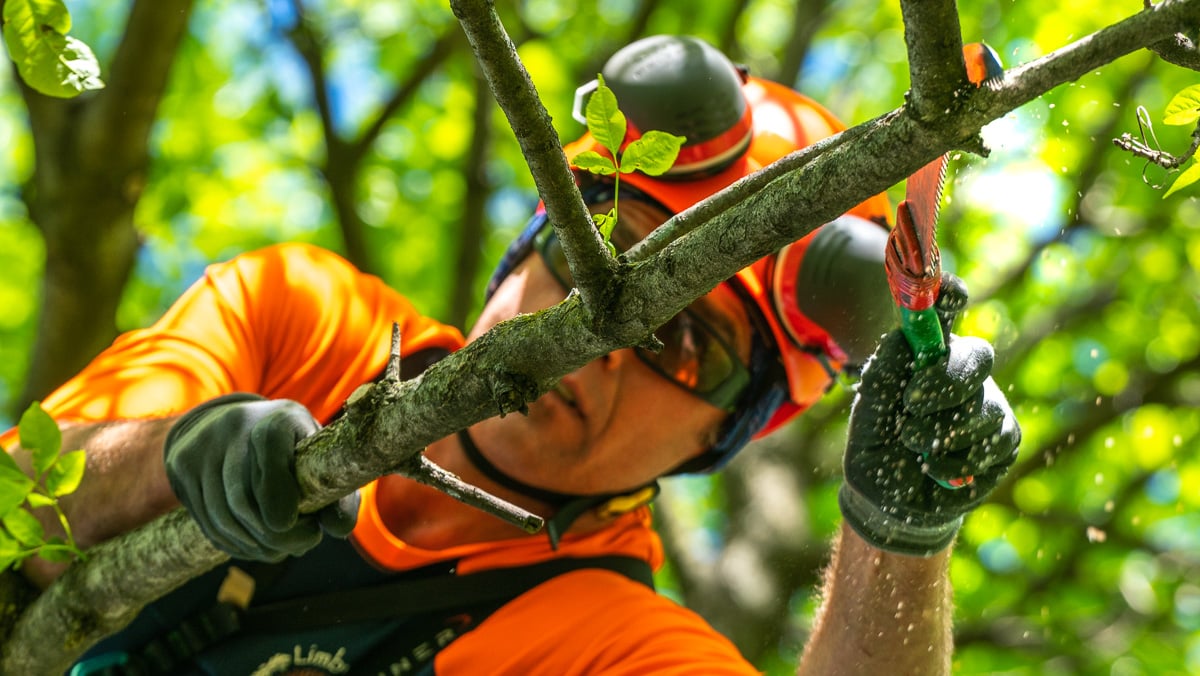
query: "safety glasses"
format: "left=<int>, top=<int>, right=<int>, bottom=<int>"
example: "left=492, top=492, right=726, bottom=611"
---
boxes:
left=533, top=224, right=751, bottom=411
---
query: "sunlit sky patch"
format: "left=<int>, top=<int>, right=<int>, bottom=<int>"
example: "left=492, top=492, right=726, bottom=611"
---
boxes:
left=958, top=111, right=1067, bottom=245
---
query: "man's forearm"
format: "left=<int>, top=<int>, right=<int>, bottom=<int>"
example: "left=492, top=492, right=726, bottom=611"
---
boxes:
left=799, top=522, right=953, bottom=676
left=9, top=417, right=181, bottom=588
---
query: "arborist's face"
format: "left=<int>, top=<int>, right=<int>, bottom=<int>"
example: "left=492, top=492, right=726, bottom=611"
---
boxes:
left=467, top=199, right=754, bottom=495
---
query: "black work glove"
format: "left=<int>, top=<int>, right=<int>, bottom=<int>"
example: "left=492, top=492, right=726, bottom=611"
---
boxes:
left=838, top=276, right=1021, bottom=557
left=165, top=393, right=360, bottom=562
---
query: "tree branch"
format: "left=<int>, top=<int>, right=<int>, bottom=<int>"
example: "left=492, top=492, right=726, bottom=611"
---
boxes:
left=1146, top=0, right=1200, bottom=68
left=2, top=511, right=227, bottom=673
left=449, top=0, right=616, bottom=311
left=81, top=0, right=195, bottom=172
left=283, top=0, right=375, bottom=272
left=351, top=30, right=462, bottom=164
left=900, top=0, right=969, bottom=121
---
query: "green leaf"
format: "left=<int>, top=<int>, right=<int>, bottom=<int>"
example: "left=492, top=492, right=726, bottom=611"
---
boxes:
left=0, top=453, right=35, bottom=517
left=1163, top=160, right=1200, bottom=198
left=18, top=401, right=62, bottom=476
left=36, top=543, right=78, bottom=564
left=1163, top=84, right=1200, bottom=126
left=1, top=508, right=44, bottom=547
left=0, top=535, right=22, bottom=572
left=45, top=449, right=86, bottom=497
left=585, top=74, right=626, bottom=157
left=593, top=208, right=618, bottom=241
left=25, top=493, right=54, bottom=509
left=620, top=131, right=687, bottom=177
left=573, top=150, right=617, bottom=176
left=2, top=0, right=105, bottom=98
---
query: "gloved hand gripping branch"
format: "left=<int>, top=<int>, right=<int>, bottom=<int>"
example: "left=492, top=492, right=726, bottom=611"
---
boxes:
left=838, top=275, right=1021, bottom=557
left=165, top=393, right=360, bottom=562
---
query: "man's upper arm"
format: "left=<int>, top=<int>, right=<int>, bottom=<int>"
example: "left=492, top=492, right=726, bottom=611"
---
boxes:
left=14, top=242, right=463, bottom=431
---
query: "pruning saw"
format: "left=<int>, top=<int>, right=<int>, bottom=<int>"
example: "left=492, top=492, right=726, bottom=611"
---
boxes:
left=885, top=43, right=1003, bottom=489
left=886, top=42, right=1003, bottom=370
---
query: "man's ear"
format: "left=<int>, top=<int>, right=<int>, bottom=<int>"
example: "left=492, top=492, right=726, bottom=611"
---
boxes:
left=794, top=216, right=896, bottom=365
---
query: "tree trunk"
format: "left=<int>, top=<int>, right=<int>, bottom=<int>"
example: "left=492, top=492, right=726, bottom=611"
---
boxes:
left=12, top=0, right=196, bottom=417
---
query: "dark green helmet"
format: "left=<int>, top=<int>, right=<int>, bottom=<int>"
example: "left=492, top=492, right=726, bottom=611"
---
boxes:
left=573, top=35, right=753, bottom=178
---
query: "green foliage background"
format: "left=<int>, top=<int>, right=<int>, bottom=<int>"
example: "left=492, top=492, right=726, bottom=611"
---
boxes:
left=2, top=1, right=1199, bottom=673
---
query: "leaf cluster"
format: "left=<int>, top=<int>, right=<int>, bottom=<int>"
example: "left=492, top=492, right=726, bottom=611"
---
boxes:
left=0, top=403, right=85, bottom=570
left=572, top=74, right=685, bottom=251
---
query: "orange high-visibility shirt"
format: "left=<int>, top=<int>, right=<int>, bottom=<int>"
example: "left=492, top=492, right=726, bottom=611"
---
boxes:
left=7, top=243, right=758, bottom=675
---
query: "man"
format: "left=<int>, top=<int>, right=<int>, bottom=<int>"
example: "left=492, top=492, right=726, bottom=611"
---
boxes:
left=6, top=35, right=1018, bottom=675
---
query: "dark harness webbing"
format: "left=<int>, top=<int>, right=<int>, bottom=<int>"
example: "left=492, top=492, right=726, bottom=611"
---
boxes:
left=73, top=555, right=653, bottom=676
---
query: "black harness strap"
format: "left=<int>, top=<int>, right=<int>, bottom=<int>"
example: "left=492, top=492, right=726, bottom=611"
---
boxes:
left=239, top=555, right=654, bottom=632
left=79, top=555, right=653, bottom=676
left=279, top=555, right=655, bottom=676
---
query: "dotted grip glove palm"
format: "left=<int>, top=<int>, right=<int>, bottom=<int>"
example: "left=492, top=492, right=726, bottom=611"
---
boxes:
left=165, top=393, right=359, bottom=562
left=839, top=277, right=1021, bottom=557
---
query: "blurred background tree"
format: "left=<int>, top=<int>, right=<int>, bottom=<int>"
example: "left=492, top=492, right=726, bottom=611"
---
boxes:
left=2, top=1, right=1198, bottom=673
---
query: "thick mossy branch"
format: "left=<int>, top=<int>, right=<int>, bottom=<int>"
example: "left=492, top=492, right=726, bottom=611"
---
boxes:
left=0, top=573, right=36, bottom=646
left=3, top=511, right=227, bottom=675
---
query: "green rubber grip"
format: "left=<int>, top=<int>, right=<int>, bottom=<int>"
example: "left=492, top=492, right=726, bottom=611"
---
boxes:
left=900, top=306, right=947, bottom=369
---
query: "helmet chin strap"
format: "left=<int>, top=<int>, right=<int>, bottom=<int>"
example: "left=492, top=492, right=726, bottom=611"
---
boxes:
left=456, top=429, right=658, bottom=550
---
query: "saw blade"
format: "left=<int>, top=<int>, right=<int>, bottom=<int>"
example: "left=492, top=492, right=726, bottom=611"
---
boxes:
left=904, top=154, right=948, bottom=260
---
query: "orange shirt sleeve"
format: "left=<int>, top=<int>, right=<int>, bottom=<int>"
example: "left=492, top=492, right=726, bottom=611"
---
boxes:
left=7, top=243, right=463, bottom=438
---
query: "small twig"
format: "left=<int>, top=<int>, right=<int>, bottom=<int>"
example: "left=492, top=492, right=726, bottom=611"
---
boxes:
left=386, top=322, right=402, bottom=384
left=1112, top=105, right=1200, bottom=188
left=401, top=456, right=545, bottom=533
left=348, top=325, right=544, bottom=533
left=1113, top=131, right=1196, bottom=168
